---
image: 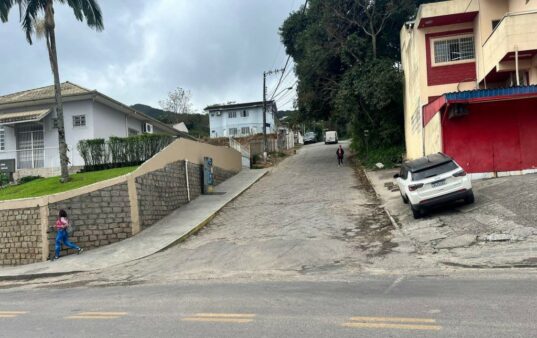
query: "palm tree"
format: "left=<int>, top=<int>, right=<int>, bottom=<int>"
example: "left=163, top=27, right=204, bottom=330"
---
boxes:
left=0, top=0, right=103, bottom=182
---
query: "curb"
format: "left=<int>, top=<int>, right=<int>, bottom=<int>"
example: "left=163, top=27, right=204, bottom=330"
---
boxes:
left=0, top=170, right=268, bottom=282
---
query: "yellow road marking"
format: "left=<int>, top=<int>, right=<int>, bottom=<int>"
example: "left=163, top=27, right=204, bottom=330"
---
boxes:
left=66, top=312, right=127, bottom=320
left=349, top=316, right=436, bottom=323
left=193, top=313, right=256, bottom=318
left=182, top=313, right=256, bottom=323
left=0, top=311, right=27, bottom=318
left=182, top=317, right=254, bottom=323
left=343, top=322, right=442, bottom=331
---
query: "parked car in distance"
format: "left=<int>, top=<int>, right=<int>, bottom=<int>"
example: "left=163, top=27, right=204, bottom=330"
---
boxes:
left=303, top=131, right=317, bottom=144
left=394, top=152, right=474, bottom=219
left=324, top=131, right=338, bottom=144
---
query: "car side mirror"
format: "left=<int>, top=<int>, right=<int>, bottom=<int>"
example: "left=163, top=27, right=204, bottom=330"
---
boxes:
left=393, top=174, right=400, bottom=179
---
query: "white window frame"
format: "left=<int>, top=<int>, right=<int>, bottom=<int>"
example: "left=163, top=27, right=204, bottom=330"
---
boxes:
left=240, top=110, right=249, bottom=118
left=0, top=126, right=4, bottom=151
left=229, top=128, right=238, bottom=136
left=72, top=114, right=86, bottom=127
left=431, top=34, right=475, bottom=67
left=241, top=127, right=250, bottom=135
left=228, top=111, right=237, bottom=118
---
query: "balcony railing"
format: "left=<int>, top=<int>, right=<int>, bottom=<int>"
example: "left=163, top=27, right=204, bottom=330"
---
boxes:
left=480, top=11, right=537, bottom=82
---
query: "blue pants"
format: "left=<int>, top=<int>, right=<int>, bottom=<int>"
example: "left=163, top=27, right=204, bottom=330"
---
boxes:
left=55, top=229, right=80, bottom=257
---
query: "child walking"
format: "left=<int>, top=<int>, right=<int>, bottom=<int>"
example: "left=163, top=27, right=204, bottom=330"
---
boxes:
left=53, top=209, right=83, bottom=260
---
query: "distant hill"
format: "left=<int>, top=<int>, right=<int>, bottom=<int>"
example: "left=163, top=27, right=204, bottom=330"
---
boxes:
left=132, top=104, right=209, bottom=138
left=276, top=110, right=297, bottom=119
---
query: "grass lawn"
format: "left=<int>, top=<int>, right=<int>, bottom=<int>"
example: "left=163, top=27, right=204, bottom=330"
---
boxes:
left=0, top=166, right=138, bottom=201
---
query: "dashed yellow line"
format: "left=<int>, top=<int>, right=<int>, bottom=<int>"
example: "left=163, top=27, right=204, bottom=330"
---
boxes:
left=343, top=316, right=442, bottom=331
left=66, top=312, right=127, bottom=320
left=350, top=316, right=437, bottom=323
left=0, top=311, right=27, bottom=318
left=182, top=313, right=256, bottom=323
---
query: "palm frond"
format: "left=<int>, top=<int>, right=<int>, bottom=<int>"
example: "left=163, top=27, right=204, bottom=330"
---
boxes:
left=0, top=0, right=16, bottom=22
left=21, top=0, right=45, bottom=44
left=64, top=0, right=103, bottom=30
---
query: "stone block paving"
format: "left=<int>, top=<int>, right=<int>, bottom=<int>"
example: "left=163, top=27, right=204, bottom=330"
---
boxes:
left=367, top=169, right=537, bottom=269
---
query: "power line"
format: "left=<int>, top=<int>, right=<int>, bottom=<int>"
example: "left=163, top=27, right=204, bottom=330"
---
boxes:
left=268, top=0, right=308, bottom=101
left=272, top=80, right=298, bottom=101
left=278, top=95, right=297, bottom=109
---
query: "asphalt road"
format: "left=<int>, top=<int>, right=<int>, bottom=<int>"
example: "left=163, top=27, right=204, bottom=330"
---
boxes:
left=1, top=275, right=536, bottom=337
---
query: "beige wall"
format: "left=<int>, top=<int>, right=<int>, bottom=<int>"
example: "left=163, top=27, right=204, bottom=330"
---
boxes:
left=424, top=113, right=443, bottom=155
left=402, top=0, right=537, bottom=160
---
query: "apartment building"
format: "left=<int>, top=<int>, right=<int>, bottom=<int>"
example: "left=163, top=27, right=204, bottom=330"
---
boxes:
left=401, top=0, right=537, bottom=178
left=205, top=101, right=277, bottom=138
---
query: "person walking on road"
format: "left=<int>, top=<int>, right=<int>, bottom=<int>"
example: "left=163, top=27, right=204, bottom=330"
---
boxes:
left=53, top=209, right=83, bottom=260
left=336, top=145, right=344, bottom=166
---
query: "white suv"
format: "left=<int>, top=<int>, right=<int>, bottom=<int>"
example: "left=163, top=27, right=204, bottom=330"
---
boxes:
left=394, top=153, right=474, bottom=219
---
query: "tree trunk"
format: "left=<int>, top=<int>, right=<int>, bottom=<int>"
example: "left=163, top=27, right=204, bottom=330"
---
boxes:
left=370, top=20, right=377, bottom=59
left=45, top=1, right=70, bottom=182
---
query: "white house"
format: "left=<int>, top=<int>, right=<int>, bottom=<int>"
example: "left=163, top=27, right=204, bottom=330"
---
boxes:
left=0, top=82, right=183, bottom=177
left=205, top=101, right=277, bottom=138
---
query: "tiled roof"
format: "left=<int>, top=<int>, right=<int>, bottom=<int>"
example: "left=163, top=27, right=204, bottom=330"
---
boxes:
left=444, top=85, right=537, bottom=101
left=0, top=82, right=92, bottom=105
left=0, top=108, right=51, bottom=124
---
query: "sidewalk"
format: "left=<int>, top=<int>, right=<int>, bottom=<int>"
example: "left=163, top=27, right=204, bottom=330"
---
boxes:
left=366, top=169, right=537, bottom=269
left=0, top=169, right=267, bottom=280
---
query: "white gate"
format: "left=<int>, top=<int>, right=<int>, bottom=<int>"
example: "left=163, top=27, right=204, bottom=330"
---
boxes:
left=229, top=137, right=251, bottom=168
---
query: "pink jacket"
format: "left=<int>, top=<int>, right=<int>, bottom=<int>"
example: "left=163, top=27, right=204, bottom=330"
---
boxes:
left=55, top=217, right=69, bottom=230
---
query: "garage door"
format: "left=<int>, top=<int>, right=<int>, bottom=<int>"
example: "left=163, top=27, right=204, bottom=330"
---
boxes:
left=442, top=99, right=537, bottom=174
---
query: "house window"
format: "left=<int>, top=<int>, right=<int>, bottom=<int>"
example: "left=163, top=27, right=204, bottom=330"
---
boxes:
left=210, top=113, right=215, bottom=117
left=240, top=110, right=248, bottom=117
left=433, top=36, right=475, bottom=64
left=52, top=118, right=59, bottom=129
left=0, top=126, right=4, bottom=151
left=229, top=128, right=238, bottom=136
left=228, top=111, right=237, bottom=118
left=72, top=115, right=86, bottom=127
left=128, top=128, right=139, bottom=136
left=241, top=127, right=250, bottom=135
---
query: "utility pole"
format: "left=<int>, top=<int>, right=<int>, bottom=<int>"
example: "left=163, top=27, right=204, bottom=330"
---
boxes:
left=262, top=68, right=284, bottom=157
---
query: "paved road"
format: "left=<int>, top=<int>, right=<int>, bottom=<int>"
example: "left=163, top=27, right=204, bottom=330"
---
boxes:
left=1, top=276, right=536, bottom=337
left=2, top=141, right=537, bottom=337
left=39, top=141, right=394, bottom=285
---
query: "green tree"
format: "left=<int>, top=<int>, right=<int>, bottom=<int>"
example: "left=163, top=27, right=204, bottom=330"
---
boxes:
left=1, top=0, right=103, bottom=182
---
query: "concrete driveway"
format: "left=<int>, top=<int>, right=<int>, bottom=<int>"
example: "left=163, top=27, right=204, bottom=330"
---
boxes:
left=368, top=170, right=537, bottom=268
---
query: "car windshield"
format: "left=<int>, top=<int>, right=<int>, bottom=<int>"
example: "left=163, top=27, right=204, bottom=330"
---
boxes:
left=412, top=161, right=458, bottom=181
left=305, top=132, right=315, bottom=137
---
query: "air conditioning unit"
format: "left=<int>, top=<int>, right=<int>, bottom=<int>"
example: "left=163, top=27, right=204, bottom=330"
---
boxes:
left=144, top=123, right=154, bottom=134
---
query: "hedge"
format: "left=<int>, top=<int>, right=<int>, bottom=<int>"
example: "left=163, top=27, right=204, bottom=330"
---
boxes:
left=78, top=134, right=174, bottom=172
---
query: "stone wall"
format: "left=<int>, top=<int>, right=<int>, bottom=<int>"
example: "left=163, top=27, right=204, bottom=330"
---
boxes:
left=47, top=182, right=132, bottom=258
left=214, top=167, right=237, bottom=186
left=0, top=207, right=42, bottom=266
left=136, top=161, right=203, bottom=230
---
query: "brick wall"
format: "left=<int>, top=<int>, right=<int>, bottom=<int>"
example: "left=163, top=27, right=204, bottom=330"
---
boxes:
left=136, top=161, right=203, bottom=230
left=0, top=207, right=42, bottom=266
left=47, top=182, right=132, bottom=259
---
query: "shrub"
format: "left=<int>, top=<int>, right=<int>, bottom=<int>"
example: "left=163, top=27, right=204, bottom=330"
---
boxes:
left=17, top=175, right=43, bottom=185
left=78, top=134, right=174, bottom=172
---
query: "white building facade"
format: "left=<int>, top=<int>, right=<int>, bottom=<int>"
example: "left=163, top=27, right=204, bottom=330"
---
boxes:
left=0, top=82, right=181, bottom=177
left=205, top=101, right=277, bottom=138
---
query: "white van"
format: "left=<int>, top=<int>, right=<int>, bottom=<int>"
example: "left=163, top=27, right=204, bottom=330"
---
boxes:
left=324, top=131, right=338, bottom=144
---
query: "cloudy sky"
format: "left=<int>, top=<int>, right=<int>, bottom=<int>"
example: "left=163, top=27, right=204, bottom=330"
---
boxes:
left=0, top=0, right=300, bottom=113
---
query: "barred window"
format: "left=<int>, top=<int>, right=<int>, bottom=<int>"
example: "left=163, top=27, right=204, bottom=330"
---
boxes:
left=0, top=126, right=4, bottom=151
left=72, top=114, right=86, bottom=127
left=229, top=128, right=238, bottom=136
left=228, top=111, right=237, bottom=118
left=434, top=36, right=475, bottom=64
left=241, top=127, right=250, bottom=135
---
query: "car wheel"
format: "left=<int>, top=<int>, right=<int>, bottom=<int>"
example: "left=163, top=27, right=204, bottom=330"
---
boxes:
left=465, top=191, right=475, bottom=204
left=411, top=204, right=422, bottom=219
left=400, top=192, right=409, bottom=204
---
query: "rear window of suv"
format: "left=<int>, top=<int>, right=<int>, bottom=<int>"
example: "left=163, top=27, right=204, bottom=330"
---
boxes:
left=412, top=161, right=458, bottom=181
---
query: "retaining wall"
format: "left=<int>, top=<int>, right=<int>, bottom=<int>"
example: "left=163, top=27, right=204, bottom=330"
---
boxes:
left=0, top=138, right=241, bottom=265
